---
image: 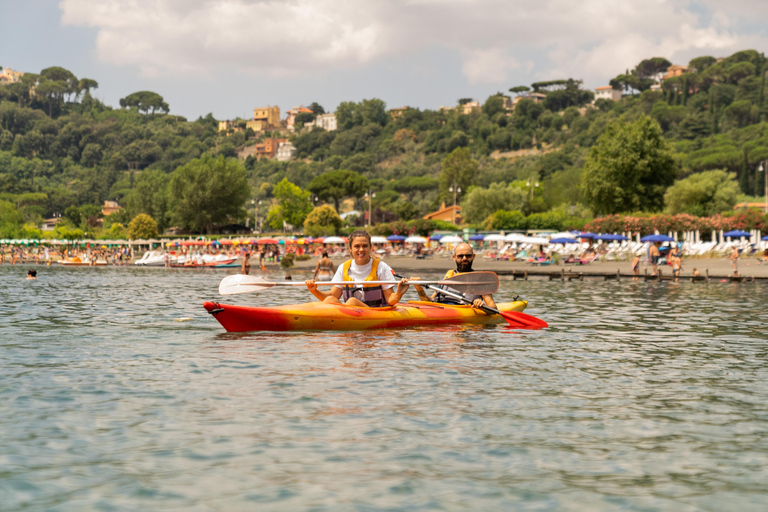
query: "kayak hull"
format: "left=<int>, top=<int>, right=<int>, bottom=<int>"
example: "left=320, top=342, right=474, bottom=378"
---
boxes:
left=203, top=300, right=528, bottom=332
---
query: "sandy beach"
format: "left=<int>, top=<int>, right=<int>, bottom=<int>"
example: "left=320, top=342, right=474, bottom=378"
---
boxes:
left=291, top=254, right=768, bottom=279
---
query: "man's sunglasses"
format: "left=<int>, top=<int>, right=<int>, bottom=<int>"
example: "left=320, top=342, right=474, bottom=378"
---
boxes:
left=455, top=254, right=473, bottom=259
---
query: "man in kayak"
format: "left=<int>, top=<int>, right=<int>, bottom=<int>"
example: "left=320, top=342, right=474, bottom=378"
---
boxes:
left=305, top=230, right=410, bottom=307
left=413, top=242, right=496, bottom=309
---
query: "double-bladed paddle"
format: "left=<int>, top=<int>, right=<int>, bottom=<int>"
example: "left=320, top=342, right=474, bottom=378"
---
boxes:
left=396, top=272, right=548, bottom=329
left=218, top=271, right=499, bottom=296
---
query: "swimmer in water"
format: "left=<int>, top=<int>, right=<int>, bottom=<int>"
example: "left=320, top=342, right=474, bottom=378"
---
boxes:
left=26, top=269, right=37, bottom=280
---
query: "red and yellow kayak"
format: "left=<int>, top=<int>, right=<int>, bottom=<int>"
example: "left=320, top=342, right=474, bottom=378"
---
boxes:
left=203, top=300, right=528, bottom=332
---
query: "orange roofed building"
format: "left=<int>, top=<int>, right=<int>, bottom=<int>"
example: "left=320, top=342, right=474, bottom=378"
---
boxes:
left=424, top=202, right=462, bottom=224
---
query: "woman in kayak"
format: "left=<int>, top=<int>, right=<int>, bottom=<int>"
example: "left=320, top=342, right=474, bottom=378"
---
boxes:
left=305, top=230, right=410, bottom=307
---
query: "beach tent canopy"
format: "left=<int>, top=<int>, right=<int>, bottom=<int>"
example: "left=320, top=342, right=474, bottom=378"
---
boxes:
left=550, top=237, right=578, bottom=244
left=370, top=236, right=388, bottom=244
left=439, top=235, right=463, bottom=244
left=577, top=232, right=598, bottom=239
left=386, top=235, right=407, bottom=242
left=640, top=234, right=675, bottom=243
left=429, top=234, right=444, bottom=241
left=405, top=236, right=428, bottom=244
left=468, top=234, right=485, bottom=241
left=723, top=230, right=751, bottom=238
left=322, top=236, right=347, bottom=244
left=483, top=234, right=506, bottom=242
left=596, top=234, right=629, bottom=241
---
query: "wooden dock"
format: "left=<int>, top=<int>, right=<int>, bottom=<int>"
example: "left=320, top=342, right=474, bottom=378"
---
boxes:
left=494, top=268, right=768, bottom=282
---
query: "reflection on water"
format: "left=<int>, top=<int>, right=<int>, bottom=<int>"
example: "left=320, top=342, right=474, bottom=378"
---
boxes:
left=1, top=265, right=767, bottom=511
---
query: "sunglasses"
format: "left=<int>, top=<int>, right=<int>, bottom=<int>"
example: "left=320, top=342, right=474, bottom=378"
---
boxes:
left=455, top=254, right=473, bottom=259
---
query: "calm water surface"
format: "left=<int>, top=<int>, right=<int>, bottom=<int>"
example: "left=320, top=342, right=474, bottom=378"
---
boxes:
left=1, top=265, right=767, bottom=511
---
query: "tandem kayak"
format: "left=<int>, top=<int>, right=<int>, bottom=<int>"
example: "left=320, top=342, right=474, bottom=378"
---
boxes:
left=203, top=300, right=528, bottom=332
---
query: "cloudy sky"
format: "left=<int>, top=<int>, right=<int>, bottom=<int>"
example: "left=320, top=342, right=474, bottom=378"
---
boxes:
left=1, top=0, right=766, bottom=120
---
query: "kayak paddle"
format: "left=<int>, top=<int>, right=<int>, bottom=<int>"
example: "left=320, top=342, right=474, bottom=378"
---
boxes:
left=396, top=272, right=548, bottom=329
left=219, top=271, right=499, bottom=296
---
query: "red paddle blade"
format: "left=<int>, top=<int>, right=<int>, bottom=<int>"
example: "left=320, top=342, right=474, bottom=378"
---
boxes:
left=500, top=311, right=548, bottom=329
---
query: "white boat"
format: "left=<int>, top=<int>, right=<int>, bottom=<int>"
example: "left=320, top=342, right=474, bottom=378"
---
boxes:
left=134, top=250, right=175, bottom=266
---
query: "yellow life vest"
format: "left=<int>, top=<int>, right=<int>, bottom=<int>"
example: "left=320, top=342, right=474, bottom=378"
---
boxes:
left=341, top=258, right=386, bottom=307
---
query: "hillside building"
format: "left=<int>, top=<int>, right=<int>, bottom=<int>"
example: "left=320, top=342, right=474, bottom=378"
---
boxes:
left=594, top=86, right=622, bottom=102
left=286, top=106, right=314, bottom=132
left=275, top=141, right=297, bottom=161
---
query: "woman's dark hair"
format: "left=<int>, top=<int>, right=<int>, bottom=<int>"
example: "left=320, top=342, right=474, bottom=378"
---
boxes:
left=322, top=251, right=328, bottom=258
left=348, top=230, right=371, bottom=247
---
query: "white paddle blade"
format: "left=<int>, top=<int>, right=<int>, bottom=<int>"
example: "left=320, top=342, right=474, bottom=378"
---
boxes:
left=219, top=274, right=275, bottom=295
left=442, top=271, right=499, bottom=295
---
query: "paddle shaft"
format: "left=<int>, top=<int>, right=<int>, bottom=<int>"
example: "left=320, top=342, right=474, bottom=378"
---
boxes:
left=238, top=279, right=487, bottom=287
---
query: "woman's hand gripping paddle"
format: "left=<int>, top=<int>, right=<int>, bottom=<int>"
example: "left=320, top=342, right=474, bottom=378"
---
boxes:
left=399, top=273, right=548, bottom=329
left=218, top=271, right=500, bottom=296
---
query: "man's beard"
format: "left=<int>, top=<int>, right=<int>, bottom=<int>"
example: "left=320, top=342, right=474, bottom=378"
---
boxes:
left=456, top=260, right=473, bottom=273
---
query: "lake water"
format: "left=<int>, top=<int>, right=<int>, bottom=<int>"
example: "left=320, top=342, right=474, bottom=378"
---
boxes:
left=2, top=265, right=767, bottom=511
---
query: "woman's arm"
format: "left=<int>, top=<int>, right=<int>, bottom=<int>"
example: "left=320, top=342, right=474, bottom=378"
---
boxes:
left=382, top=278, right=410, bottom=306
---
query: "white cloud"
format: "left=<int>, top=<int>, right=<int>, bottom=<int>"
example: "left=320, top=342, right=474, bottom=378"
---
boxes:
left=59, top=0, right=768, bottom=86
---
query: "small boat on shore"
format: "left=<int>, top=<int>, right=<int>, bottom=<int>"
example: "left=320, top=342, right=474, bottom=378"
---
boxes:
left=59, top=257, right=107, bottom=266
left=203, top=300, right=528, bottom=332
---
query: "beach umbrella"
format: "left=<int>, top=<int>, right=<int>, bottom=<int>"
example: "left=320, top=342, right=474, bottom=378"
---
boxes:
left=578, top=232, right=598, bottom=239
left=386, top=234, right=407, bottom=242
left=370, top=236, right=388, bottom=244
left=405, top=235, right=428, bottom=244
left=523, top=237, right=550, bottom=245
left=504, top=233, right=527, bottom=242
left=596, top=234, right=629, bottom=241
left=550, top=237, right=578, bottom=244
left=641, top=234, right=674, bottom=243
left=257, top=238, right=279, bottom=244
left=323, top=236, right=347, bottom=244
left=548, top=232, right=576, bottom=240
left=484, top=234, right=506, bottom=242
left=429, top=234, right=443, bottom=241
left=762, top=235, right=768, bottom=241
left=723, top=230, right=751, bottom=238
left=439, top=235, right=463, bottom=244
left=468, top=234, right=485, bottom=241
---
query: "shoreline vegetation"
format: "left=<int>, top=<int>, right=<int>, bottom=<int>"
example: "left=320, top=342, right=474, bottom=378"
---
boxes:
left=2, top=50, right=768, bottom=244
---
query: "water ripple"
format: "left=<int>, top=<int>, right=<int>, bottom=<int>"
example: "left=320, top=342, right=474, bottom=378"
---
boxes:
left=1, top=266, right=767, bottom=510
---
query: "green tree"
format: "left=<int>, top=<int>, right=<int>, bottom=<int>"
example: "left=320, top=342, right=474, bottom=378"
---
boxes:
left=169, top=154, right=250, bottom=233
left=127, top=213, right=158, bottom=239
left=664, top=170, right=740, bottom=216
left=440, top=147, right=477, bottom=203
left=581, top=116, right=677, bottom=214
left=307, top=169, right=369, bottom=212
left=119, top=91, right=169, bottom=114
left=125, top=169, right=170, bottom=231
left=303, top=204, right=342, bottom=237
left=509, top=86, right=530, bottom=95
left=267, top=178, right=312, bottom=230
left=461, top=183, right=528, bottom=224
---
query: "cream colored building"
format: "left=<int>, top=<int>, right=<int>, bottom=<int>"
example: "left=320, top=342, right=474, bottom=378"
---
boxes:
left=0, top=67, right=24, bottom=84
left=594, top=86, right=622, bottom=102
left=275, top=141, right=297, bottom=161
left=307, top=113, right=337, bottom=131
left=253, top=106, right=281, bottom=128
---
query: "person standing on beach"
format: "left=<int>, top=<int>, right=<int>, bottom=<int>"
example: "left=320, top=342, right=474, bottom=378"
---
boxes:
left=241, top=252, right=251, bottom=275
left=728, top=246, right=739, bottom=276
left=671, top=252, right=682, bottom=282
left=649, top=243, right=660, bottom=276
left=632, top=255, right=640, bottom=281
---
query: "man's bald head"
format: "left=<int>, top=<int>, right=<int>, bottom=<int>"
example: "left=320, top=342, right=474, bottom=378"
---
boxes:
left=453, top=242, right=473, bottom=256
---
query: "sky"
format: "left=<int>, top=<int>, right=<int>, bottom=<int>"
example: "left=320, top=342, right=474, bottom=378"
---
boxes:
left=1, top=0, right=767, bottom=121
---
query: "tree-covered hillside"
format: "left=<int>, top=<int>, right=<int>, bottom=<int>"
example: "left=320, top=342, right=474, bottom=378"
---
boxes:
left=1, top=49, right=767, bottom=238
